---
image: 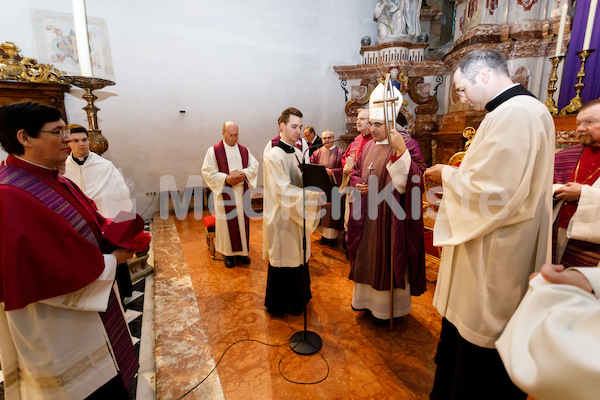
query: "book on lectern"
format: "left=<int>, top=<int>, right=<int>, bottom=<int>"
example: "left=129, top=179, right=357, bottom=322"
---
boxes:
left=302, top=163, right=334, bottom=203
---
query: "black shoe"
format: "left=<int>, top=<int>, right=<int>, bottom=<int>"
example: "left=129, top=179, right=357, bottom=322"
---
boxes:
left=372, top=315, right=390, bottom=327
left=236, top=256, right=250, bottom=264
left=319, top=237, right=337, bottom=246
left=224, top=256, right=235, bottom=268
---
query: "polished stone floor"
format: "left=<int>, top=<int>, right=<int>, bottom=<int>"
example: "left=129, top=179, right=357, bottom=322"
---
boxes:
left=163, top=211, right=442, bottom=400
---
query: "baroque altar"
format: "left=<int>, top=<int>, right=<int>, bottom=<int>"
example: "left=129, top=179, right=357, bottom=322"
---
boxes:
left=334, top=0, right=580, bottom=166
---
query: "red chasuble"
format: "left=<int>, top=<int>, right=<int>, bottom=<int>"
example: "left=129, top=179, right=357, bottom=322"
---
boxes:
left=0, top=155, right=139, bottom=388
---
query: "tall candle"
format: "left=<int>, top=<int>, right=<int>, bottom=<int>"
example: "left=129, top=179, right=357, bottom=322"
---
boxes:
left=555, top=4, right=568, bottom=56
left=72, top=0, right=93, bottom=76
left=583, top=0, right=598, bottom=51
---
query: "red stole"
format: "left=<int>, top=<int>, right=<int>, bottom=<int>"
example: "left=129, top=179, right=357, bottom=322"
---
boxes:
left=355, top=133, right=372, bottom=164
left=213, top=140, right=250, bottom=252
left=557, top=146, right=600, bottom=229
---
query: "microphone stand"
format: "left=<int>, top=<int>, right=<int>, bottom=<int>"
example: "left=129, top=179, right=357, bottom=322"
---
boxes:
left=289, top=137, right=345, bottom=355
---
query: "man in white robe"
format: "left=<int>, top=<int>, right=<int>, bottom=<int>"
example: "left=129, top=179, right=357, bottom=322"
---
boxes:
left=263, top=131, right=310, bottom=163
left=263, top=107, right=321, bottom=315
left=63, top=124, right=139, bottom=300
left=202, top=121, right=259, bottom=268
left=63, top=125, right=132, bottom=219
left=497, top=262, right=600, bottom=400
left=425, top=49, right=555, bottom=399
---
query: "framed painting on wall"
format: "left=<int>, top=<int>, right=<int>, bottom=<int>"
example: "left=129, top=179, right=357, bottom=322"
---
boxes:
left=31, top=9, right=115, bottom=80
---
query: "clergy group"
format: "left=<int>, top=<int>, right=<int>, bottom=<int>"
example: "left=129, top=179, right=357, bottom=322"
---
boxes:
left=2, top=48, right=600, bottom=400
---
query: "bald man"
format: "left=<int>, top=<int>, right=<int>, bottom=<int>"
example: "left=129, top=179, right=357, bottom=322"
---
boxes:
left=202, top=121, right=259, bottom=268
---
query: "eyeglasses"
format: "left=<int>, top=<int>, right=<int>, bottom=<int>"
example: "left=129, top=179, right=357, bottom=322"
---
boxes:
left=368, top=122, right=384, bottom=128
left=39, top=129, right=70, bottom=139
left=455, top=84, right=468, bottom=96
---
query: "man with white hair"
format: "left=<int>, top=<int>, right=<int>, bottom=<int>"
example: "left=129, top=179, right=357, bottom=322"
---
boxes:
left=346, top=82, right=427, bottom=324
left=310, top=129, right=344, bottom=245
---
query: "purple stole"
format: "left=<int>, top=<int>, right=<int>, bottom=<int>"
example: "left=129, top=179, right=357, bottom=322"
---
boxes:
left=271, top=134, right=303, bottom=150
left=0, top=166, right=139, bottom=388
left=214, top=140, right=250, bottom=252
left=0, top=166, right=99, bottom=246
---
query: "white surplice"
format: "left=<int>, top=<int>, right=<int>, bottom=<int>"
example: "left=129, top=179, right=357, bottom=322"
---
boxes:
left=0, top=255, right=119, bottom=399
left=63, top=152, right=132, bottom=219
left=262, top=141, right=320, bottom=267
left=201, top=143, right=259, bottom=257
left=432, top=94, right=555, bottom=348
left=497, top=266, right=600, bottom=400
left=262, top=136, right=310, bottom=163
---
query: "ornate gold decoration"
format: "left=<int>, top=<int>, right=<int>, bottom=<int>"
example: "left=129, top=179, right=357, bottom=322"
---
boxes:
left=545, top=55, right=565, bottom=115
left=560, top=49, right=595, bottom=115
left=448, top=126, right=476, bottom=166
left=63, top=75, right=116, bottom=155
left=0, top=42, right=67, bottom=84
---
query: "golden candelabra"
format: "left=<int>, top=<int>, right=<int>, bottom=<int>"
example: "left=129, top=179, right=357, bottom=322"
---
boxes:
left=545, top=55, right=565, bottom=115
left=560, top=49, right=595, bottom=115
left=64, top=76, right=115, bottom=155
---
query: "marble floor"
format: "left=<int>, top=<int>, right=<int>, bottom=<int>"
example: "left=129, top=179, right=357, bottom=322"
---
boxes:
left=154, top=211, right=442, bottom=400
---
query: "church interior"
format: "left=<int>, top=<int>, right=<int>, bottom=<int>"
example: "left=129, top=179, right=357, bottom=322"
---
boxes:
left=2, top=0, right=600, bottom=398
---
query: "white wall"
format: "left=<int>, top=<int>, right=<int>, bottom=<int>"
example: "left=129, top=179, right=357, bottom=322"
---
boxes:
left=2, top=0, right=377, bottom=219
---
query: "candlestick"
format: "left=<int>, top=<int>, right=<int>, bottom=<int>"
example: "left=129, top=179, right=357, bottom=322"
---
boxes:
left=64, top=76, right=115, bottom=154
left=583, top=0, right=598, bottom=51
left=545, top=56, right=565, bottom=115
left=560, top=49, right=595, bottom=115
left=72, top=0, right=93, bottom=76
left=555, top=4, right=568, bottom=56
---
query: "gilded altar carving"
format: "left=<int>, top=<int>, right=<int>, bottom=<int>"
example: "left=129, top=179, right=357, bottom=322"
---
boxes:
left=1, top=42, right=67, bottom=84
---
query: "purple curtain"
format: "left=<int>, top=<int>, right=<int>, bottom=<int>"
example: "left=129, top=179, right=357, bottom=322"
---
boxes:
left=558, top=0, right=600, bottom=108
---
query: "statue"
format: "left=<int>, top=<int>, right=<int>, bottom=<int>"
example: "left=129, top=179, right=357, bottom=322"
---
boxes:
left=405, top=0, right=422, bottom=38
left=374, top=0, right=422, bottom=43
left=374, top=0, right=395, bottom=44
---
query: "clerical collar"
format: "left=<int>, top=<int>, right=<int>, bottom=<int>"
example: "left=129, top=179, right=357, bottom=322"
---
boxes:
left=375, top=139, right=389, bottom=145
left=276, top=139, right=296, bottom=154
left=71, top=153, right=89, bottom=166
left=485, top=84, right=536, bottom=112
left=13, top=154, right=56, bottom=170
